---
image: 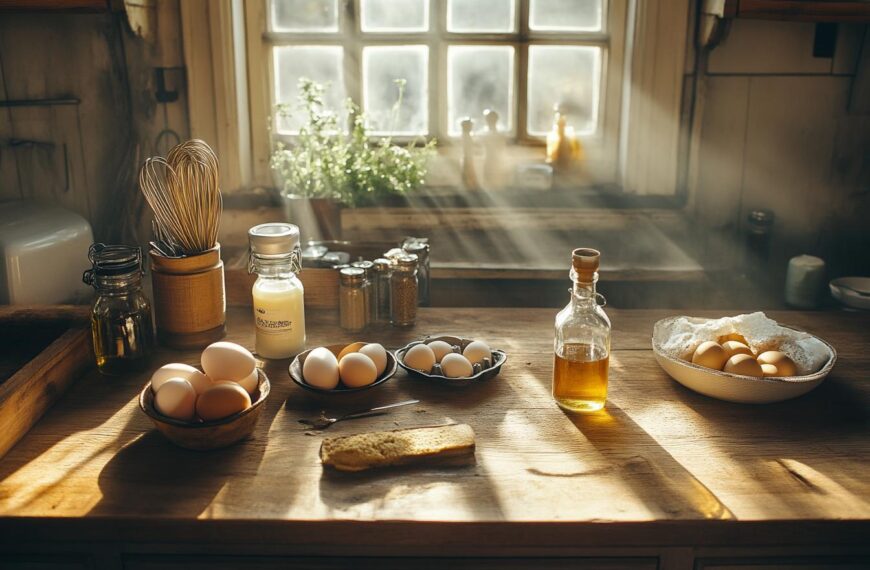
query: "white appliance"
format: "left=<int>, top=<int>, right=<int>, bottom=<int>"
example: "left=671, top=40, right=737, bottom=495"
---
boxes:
left=0, top=201, right=94, bottom=304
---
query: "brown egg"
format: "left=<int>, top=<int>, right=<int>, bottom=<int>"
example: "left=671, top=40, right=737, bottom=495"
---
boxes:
left=760, top=363, right=779, bottom=377
left=723, top=353, right=763, bottom=377
left=196, top=382, right=251, bottom=421
left=691, top=341, right=728, bottom=370
left=722, top=340, right=753, bottom=359
left=756, top=351, right=798, bottom=377
left=337, top=341, right=366, bottom=361
left=718, top=332, right=749, bottom=346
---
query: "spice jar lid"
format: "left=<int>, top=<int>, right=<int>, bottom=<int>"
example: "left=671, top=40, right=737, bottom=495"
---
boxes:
left=339, top=267, right=366, bottom=284
left=248, top=223, right=300, bottom=255
left=394, top=253, right=418, bottom=270
left=373, top=258, right=392, bottom=271
left=402, top=241, right=429, bottom=254
left=571, top=248, right=600, bottom=282
left=351, top=260, right=374, bottom=273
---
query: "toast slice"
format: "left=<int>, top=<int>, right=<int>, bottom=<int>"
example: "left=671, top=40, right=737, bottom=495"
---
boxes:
left=320, top=423, right=476, bottom=472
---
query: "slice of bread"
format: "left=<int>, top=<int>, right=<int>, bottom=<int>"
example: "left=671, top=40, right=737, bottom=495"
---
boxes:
left=320, top=423, right=476, bottom=472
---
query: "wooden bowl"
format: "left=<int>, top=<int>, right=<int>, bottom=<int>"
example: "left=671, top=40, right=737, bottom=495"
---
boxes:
left=289, top=343, right=397, bottom=394
left=652, top=317, right=836, bottom=404
left=139, top=369, right=270, bottom=450
left=396, top=336, right=507, bottom=387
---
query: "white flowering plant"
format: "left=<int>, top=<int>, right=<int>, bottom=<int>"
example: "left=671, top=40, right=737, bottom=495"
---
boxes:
left=271, top=78, right=435, bottom=207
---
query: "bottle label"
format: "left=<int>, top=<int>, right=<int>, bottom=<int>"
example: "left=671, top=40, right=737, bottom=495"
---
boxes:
left=253, top=305, right=294, bottom=334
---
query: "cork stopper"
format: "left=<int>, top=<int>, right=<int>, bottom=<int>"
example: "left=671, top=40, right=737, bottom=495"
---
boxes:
left=572, top=248, right=600, bottom=282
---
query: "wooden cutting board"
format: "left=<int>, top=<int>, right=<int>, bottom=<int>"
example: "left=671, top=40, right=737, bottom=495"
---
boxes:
left=0, top=305, right=93, bottom=459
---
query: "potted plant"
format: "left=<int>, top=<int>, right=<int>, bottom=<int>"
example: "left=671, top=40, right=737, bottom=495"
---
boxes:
left=271, top=78, right=435, bottom=242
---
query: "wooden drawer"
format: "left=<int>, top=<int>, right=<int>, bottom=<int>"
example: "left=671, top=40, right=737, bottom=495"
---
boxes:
left=125, top=556, right=659, bottom=570
left=1, top=554, right=92, bottom=570
left=696, top=556, right=870, bottom=570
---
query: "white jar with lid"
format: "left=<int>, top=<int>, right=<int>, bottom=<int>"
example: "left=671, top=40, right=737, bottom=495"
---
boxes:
left=248, top=223, right=306, bottom=359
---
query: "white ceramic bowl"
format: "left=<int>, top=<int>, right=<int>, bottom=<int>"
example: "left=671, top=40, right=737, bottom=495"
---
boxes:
left=830, top=277, right=870, bottom=310
left=652, top=317, right=836, bottom=404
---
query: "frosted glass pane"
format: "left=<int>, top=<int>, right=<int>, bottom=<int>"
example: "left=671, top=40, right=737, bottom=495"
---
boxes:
left=271, top=0, right=339, bottom=32
left=447, top=0, right=515, bottom=33
left=361, top=0, right=429, bottom=32
left=363, top=46, right=428, bottom=135
left=448, top=46, right=514, bottom=136
left=529, top=0, right=602, bottom=31
left=273, top=46, right=345, bottom=134
left=527, top=45, right=600, bottom=136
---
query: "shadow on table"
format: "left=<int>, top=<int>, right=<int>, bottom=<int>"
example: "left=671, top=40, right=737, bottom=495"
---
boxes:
left=88, top=428, right=266, bottom=518
left=669, top=372, right=869, bottom=514
left=565, top=403, right=735, bottom=520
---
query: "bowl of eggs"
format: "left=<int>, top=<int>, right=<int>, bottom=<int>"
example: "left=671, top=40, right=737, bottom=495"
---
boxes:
left=652, top=313, right=836, bottom=404
left=396, top=336, right=506, bottom=386
left=139, top=341, right=270, bottom=450
left=289, top=342, right=397, bottom=393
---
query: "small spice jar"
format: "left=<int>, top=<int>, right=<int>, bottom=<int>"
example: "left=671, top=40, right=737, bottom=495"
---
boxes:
left=390, top=253, right=418, bottom=327
left=403, top=239, right=430, bottom=306
left=372, top=258, right=392, bottom=324
left=339, top=267, right=368, bottom=332
left=351, top=260, right=375, bottom=323
left=82, top=243, right=155, bottom=375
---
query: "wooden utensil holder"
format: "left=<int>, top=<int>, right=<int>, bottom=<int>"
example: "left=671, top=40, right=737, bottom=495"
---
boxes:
left=150, top=244, right=226, bottom=349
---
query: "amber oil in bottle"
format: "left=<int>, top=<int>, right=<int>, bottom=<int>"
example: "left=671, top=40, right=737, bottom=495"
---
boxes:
left=552, top=248, right=611, bottom=413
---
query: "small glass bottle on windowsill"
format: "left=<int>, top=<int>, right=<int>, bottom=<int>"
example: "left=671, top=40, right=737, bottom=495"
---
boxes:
left=552, top=248, right=611, bottom=413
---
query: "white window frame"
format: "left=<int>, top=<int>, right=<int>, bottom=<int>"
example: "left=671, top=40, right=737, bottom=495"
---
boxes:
left=245, top=0, right=629, bottom=186
left=183, top=0, right=691, bottom=197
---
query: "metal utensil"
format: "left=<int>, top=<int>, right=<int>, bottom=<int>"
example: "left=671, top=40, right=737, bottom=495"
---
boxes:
left=298, top=399, right=419, bottom=430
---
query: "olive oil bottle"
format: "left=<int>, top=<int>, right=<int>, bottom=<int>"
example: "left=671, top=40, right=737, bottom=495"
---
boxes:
left=552, top=248, right=611, bottom=412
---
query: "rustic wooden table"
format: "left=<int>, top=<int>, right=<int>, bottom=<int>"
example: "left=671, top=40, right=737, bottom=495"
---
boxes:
left=0, top=307, right=868, bottom=569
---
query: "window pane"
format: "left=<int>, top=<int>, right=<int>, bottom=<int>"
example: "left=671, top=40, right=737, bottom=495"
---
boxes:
left=447, top=0, right=515, bottom=33
left=448, top=46, right=514, bottom=136
left=363, top=46, right=428, bottom=135
left=527, top=45, right=600, bottom=136
left=273, top=46, right=345, bottom=134
left=361, top=0, right=429, bottom=32
left=529, top=0, right=602, bottom=32
left=271, top=0, right=339, bottom=32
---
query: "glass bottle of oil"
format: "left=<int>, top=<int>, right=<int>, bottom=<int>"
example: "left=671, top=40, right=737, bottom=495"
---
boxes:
left=553, top=248, right=611, bottom=412
left=83, top=244, right=154, bottom=375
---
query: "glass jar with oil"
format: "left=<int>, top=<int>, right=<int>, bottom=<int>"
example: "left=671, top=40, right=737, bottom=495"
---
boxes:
left=553, top=248, right=611, bottom=412
left=83, top=244, right=155, bottom=375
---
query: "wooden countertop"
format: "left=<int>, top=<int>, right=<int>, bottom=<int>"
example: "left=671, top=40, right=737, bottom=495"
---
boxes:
left=0, top=307, right=868, bottom=551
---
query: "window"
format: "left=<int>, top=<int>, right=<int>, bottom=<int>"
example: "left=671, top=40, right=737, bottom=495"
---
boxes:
left=258, top=0, right=620, bottom=152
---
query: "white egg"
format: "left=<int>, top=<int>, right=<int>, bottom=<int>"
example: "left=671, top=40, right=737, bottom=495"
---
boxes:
left=201, top=341, right=256, bottom=382
left=235, top=368, right=259, bottom=394
left=154, top=378, right=197, bottom=421
left=302, top=347, right=340, bottom=390
left=462, top=340, right=492, bottom=365
left=151, top=363, right=211, bottom=394
left=339, top=353, right=378, bottom=388
left=427, top=340, right=455, bottom=363
left=441, top=353, right=473, bottom=378
left=404, top=343, right=436, bottom=373
left=359, top=343, right=388, bottom=376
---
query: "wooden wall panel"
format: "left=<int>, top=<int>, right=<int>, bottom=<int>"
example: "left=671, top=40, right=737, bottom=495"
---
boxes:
left=708, top=20, right=833, bottom=74
left=740, top=76, right=848, bottom=256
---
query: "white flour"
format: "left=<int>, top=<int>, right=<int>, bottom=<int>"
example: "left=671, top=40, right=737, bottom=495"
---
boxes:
left=654, top=312, right=830, bottom=375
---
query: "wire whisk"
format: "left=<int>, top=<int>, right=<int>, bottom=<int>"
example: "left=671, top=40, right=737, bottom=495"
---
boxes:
left=139, top=139, right=222, bottom=257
